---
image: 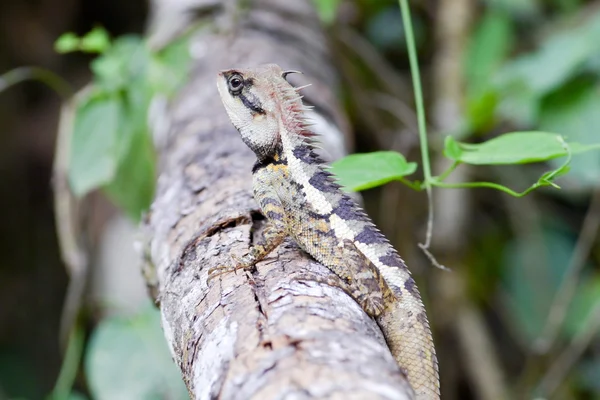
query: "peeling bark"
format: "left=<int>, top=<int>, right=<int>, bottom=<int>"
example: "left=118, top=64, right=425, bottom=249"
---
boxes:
left=143, top=1, right=414, bottom=398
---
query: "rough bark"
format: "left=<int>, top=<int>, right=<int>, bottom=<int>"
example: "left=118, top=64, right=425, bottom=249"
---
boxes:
left=143, top=0, right=413, bottom=398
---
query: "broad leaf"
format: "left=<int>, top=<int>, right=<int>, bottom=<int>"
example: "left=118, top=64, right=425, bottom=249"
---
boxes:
left=465, top=8, right=512, bottom=130
left=79, top=27, right=111, bottom=54
left=444, top=132, right=600, bottom=165
left=331, top=151, right=417, bottom=192
left=540, top=78, right=600, bottom=187
left=91, top=36, right=149, bottom=93
left=494, top=11, right=600, bottom=125
left=69, top=95, right=122, bottom=197
left=85, top=307, right=187, bottom=400
left=495, top=12, right=600, bottom=95
left=103, top=127, right=155, bottom=222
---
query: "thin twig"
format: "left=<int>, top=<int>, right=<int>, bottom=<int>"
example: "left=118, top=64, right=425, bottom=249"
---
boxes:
left=371, top=92, right=419, bottom=134
left=457, top=304, right=510, bottom=400
left=0, top=66, right=73, bottom=98
left=417, top=189, right=450, bottom=271
left=534, top=189, right=600, bottom=354
left=398, top=0, right=448, bottom=271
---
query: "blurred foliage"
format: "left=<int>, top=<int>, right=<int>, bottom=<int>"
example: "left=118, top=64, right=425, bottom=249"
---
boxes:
left=57, top=27, right=191, bottom=221
left=85, top=307, right=187, bottom=400
left=321, top=0, right=600, bottom=398
left=2, top=0, right=599, bottom=399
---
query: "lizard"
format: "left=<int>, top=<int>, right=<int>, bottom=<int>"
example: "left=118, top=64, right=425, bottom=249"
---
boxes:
left=212, top=63, right=440, bottom=399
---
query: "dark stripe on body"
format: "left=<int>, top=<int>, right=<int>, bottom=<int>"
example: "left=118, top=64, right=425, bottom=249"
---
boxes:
left=266, top=211, right=284, bottom=220
left=331, top=196, right=357, bottom=219
left=354, top=225, right=382, bottom=245
left=404, top=277, right=417, bottom=295
left=308, top=170, right=340, bottom=193
left=292, top=146, right=315, bottom=163
left=379, top=254, right=404, bottom=268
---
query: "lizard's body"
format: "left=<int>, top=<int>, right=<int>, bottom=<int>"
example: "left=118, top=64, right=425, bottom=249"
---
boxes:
left=215, top=64, right=439, bottom=399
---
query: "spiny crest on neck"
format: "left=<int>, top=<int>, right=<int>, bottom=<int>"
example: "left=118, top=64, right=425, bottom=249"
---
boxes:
left=273, top=75, right=316, bottom=141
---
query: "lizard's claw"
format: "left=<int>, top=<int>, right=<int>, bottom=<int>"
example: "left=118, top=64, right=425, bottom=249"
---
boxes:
left=206, top=254, right=248, bottom=284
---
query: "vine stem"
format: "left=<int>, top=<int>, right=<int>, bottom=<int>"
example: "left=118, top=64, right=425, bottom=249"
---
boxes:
left=0, top=66, right=73, bottom=98
left=398, top=0, right=448, bottom=270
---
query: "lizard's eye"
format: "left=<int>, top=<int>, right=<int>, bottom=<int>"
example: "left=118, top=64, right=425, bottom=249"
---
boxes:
left=228, top=74, right=244, bottom=94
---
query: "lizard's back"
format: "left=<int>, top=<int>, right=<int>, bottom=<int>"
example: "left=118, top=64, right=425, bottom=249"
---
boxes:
left=218, top=64, right=440, bottom=399
left=262, top=142, right=440, bottom=398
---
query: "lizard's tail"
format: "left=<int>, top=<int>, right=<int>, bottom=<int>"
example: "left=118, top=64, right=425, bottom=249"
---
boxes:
left=377, top=285, right=440, bottom=399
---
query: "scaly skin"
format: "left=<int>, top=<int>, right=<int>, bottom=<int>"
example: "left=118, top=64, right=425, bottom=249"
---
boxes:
left=214, top=64, right=440, bottom=399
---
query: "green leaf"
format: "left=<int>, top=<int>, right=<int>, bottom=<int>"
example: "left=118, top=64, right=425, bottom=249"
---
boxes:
left=85, top=307, right=188, bottom=400
left=312, top=0, right=341, bottom=25
left=80, top=27, right=111, bottom=54
left=494, top=11, right=600, bottom=126
left=495, top=81, right=540, bottom=126
left=69, top=95, right=123, bottom=197
left=331, top=151, right=417, bottom=192
left=540, top=77, right=600, bottom=187
left=464, top=9, right=512, bottom=131
left=103, top=127, right=155, bottom=221
left=496, top=12, right=600, bottom=95
left=443, top=136, right=462, bottom=160
left=502, top=224, right=575, bottom=342
left=564, top=275, right=600, bottom=339
left=148, top=41, right=190, bottom=96
left=443, top=131, right=600, bottom=165
left=465, top=9, right=512, bottom=97
left=54, top=32, right=80, bottom=54
left=67, top=33, right=189, bottom=219
left=91, top=36, right=148, bottom=93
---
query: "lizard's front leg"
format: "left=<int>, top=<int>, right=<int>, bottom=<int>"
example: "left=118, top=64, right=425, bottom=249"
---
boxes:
left=208, top=185, right=287, bottom=281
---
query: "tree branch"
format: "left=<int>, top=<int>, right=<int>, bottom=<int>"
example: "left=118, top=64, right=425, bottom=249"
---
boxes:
left=143, top=1, right=414, bottom=398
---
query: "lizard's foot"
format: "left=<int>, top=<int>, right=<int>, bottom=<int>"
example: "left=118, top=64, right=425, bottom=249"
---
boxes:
left=207, top=254, right=253, bottom=284
left=291, top=272, right=386, bottom=317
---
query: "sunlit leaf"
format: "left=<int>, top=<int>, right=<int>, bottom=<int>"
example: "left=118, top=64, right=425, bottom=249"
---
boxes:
left=331, top=151, right=417, bottom=192
left=85, top=307, right=187, bottom=400
left=91, top=36, right=148, bottom=93
left=148, top=36, right=191, bottom=96
left=312, top=0, right=341, bottom=25
left=54, top=33, right=80, bottom=54
left=443, top=136, right=462, bottom=160
left=495, top=12, right=600, bottom=95
left=80, top=27, right=111, bottom=54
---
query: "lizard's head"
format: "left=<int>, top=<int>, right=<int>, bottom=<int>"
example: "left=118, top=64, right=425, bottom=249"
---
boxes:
left=217, top=64, right=303, bottom=159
